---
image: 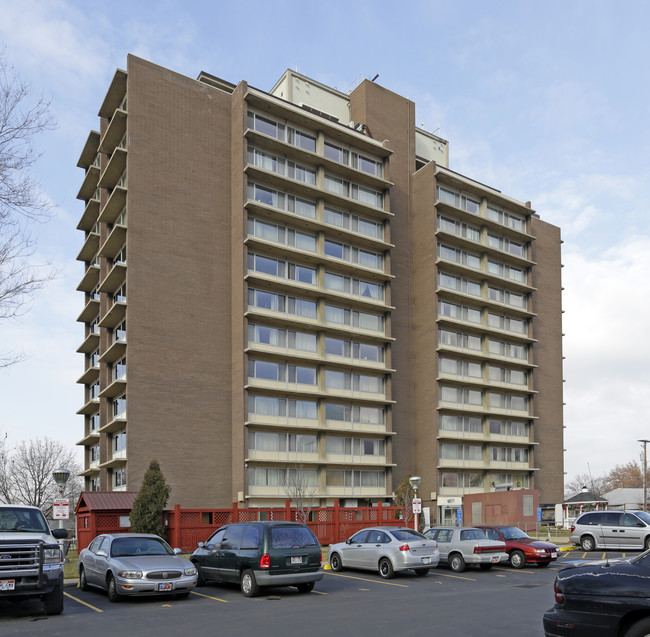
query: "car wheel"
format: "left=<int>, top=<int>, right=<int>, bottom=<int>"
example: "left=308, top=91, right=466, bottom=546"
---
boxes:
left=193, top=562, right=206, bottom=586
left=509, top=550, right=526, bottom=569
left=645, top=536, right=650, bottom=551
left=240, top=569, right=260, bottom=598
left=414, top=568, right=429, bottom=576
left=449, top=554, right=466, bottom=573
left=329, top=552, right=343, bottom=572
left=625, top=617, right=650, bottom=637
left=43, top=583, right=63, bottom=615
left=479, top=564, right=493, bottom=570
left=378, top=557, right=395, bottom=579
left=580, top=535, right=596, bottom=552
left=297, top=582, right=314, bottom=593
left=79, top=566, right=89, bottom=591
left=107, top=574, right=121, bottom=603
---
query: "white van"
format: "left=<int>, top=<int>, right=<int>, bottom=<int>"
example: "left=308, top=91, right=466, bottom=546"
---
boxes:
left=570, top=510, right=650, bottom=551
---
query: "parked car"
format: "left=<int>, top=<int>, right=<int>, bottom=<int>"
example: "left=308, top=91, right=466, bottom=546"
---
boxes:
left=478, top=525, right=559, bottom=568
left=328, top=526, right=439, bottom=579
left=570, top=510, right=650, bottom=551
left=78, top=533, right=197, bottom=601
left=543, top=551, right=650, bottom=636
left=190, top=521, right=323, bottom=597
left=424, top=526, right=507, bottom=572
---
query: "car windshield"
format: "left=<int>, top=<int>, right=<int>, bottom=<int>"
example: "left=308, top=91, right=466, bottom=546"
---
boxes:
left=499, top=527, right=530, bottom=540
left=0, top=508, right=49, bottom=533
left=111, top=537, right=173, bottom=557
left=635, top=511, right=650, bottom=525
left=271, top=526, right=318, bottom=549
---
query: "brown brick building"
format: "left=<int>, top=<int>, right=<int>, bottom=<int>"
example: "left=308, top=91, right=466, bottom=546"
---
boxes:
left=75, top=56, right=564, bottom=520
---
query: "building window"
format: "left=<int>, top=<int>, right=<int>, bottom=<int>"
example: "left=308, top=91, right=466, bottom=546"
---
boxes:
left=112, top=393, right=126, bottom=418
left=324, top=239, right=383, bottom=270
left=248, top=288, right=317, bottom=320
left=113, top=356, right=126, bottom=381
left=487, top=313, right=527, bottom=335
left=247, top=395, right=318, bottom=420
left=437, top=215, right=480, bottom=243
left=488, top=393, right=528, bottom=412
left=440, top=385, right=483, bottom=407
left=113, top=467, right=127, bottom=488
left=324, top=337, right=384, bottom=363
left=487, top=233, right=526, bottom=258
left=491, top=447, right=529, bottom=462
left=324, top=207, right=383, bottom=240
left=438, top=301, right=482, bottom=325
left=325, top=470, right=385, bottom=488
left=488, top=286, right=527, bottom=309
left=248, top=217, right=317, bottom=252
left=488, top=339, right=527, bottom=360
left=440, top=444, right=483, bottom=460
left=326, top=436, right=385, bottom=456
left=439, top=329, right=482, bottom=352
left=89, top=411, right=100, bottom=432
left=436, top=186, right=480, bottom=214
left=488, top=366, right=527, bottom=386
left=438, top=244, right=481, bottom=269
left=248, top=432, right=317, bottom=454
left=248, top=360, right=317, bottom=385
left=113, top=430, right=126, bottom=453
left=325, top=370, right=384, bottom=394
left=324, top=272, right=384, bottom=301
left=324, top=304, right=384, bottom=332
left=247, top=182, right=317, bottom=220
left=248, top=253, right=317, bottom=285
left=247, top=324, right=317, bottom=353
left=487, top=206, right=526, bottom=232
left=89, top=477, right=100, bottom=492
left=439, top=357, right=482, bottom=379
left=440, top=472, right=484, bottom=488
left=440, top=415, right=483, bottom=433
left=325, top=403, right=385, bottom=425
left=487, top=259, right=526, bottom=283
left=439, top=272, right=481, bottom=297
left=114, top=319, right=126, bottom=343
left=90, top=445, right=100, bottom=462
left=113, top=282, right=126, bottom=304
left=489, top=420, right=529, bottom=437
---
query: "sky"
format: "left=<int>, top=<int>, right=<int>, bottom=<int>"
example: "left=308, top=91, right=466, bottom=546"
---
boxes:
left=0, top=0, right=649, bottom=490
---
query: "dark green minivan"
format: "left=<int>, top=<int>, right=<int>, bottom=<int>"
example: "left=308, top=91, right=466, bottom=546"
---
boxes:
left=190, top=522, right=323, bottom=597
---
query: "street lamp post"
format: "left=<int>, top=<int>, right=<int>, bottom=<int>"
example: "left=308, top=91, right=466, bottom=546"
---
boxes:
left=409, top=476, right=422, bottom=532
left=639, top=440, right=649, bottom=513
left=52, top=468, right=70, bottom=543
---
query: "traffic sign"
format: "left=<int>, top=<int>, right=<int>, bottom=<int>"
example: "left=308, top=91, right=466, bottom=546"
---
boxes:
left=412, top=497, right=422, bottom=514
left=53, top=498, right=69, bottom=520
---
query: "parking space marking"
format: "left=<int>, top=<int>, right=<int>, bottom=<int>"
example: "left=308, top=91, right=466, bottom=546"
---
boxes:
left=437, top=573, right=477, bottom=582
left=494, top=567, right=535, bottom=574
left=324, top=572, right=409, bottom=587
left=311, top=589, right=328, bottom=595
left=64, top=592, right=103, bottom=613
left=191, top=590, right=229, bottom=603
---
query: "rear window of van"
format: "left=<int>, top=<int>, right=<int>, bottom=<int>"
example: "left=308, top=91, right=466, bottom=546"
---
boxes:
left=271, top=526, right=318, bottom=549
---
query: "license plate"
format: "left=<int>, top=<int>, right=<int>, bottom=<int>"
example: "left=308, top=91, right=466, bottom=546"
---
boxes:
left=0, top=580, right=15, bottom=591
left=291, top=556, right=303, bottom=564
left=490, top=555, right=499, bottom=563
left=158, top=583, right=173, bottom=591
left=551, top=552, right=558, bottom=558
left=421, top=557, right=431, bottom=565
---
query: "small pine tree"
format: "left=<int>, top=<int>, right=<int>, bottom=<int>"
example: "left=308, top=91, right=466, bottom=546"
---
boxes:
left=129, top=460, right=170, bottom=537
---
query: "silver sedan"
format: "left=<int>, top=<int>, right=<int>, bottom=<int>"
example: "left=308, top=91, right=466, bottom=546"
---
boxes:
left=78, top=533, right=198, bottom=601
left=424, top=526, right=508, bottom=572
left=328, top=526, right=440, bottom=579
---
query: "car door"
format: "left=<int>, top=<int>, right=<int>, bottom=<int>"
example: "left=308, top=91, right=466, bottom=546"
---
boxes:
left=199, top=528, right=226, bottom=582
left=598, top=512, right=621, bottom=549
left=341, top=530, right=370, bottom=568
left=619, top=513, right=645, bottom=550
left=434, top=529, right=453, bottom=562
left=83, top=536, right=106, bottom=586
left=362, top=530, right=391, bottom=570
left=91, top=536, right=111, bottom=587
left=218, top=524, right=245, bottom=582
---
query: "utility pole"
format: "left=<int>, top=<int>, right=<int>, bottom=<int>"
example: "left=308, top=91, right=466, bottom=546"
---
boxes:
left=639, top=440, right=650, bottom=513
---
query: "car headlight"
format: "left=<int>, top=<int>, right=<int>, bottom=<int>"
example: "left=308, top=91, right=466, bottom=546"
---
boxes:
left=184, top=567, right=197, bottom=576
left=118, top=570, right=143, bottom=579
left=535, top=549, right=547, bottom=554
left=44, top=547, right=63, bottom=564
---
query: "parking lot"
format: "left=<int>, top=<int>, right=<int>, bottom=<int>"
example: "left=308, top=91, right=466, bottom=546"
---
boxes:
left=0, top=548, right=627, bottom=637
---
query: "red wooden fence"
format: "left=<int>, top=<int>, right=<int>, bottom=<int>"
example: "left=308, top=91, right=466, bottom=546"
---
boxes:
left=77, top=500, right=405, bottom=552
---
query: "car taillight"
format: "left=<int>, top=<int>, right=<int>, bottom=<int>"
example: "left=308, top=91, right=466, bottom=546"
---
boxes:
left=260, top=553, right=271, bottom=569
left=554, top=579, right=564, bottom=604
left=474, top=545, right=500, bottom=554
left=398, top=544, right=410, bottom=551
left=570, top=525, right=575, bottom=532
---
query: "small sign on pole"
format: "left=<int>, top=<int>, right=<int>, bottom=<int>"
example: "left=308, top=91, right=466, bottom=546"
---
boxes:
left=412, top=498, right=422, bottom=514
left=53, top=498, right=70, bottom=520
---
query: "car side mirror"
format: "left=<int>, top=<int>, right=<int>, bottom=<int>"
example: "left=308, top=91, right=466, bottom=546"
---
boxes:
left=51, top=528, right=68, bottom=540
left=206, top=543, right=216, bottom=551
left=173, top=547, right=182, bottom=554
left=198, top=542, right=204, bottom=549
left=346, top=538, right=353, bottom=545
left=96, top=549, right=107, bottom=558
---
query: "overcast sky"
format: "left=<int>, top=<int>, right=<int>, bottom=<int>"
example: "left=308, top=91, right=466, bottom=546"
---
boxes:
left=0, top=0, right=648, bottom=490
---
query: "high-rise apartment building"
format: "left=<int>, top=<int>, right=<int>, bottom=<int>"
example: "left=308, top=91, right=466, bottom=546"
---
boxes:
left=76, top=56, right=564, bottom=520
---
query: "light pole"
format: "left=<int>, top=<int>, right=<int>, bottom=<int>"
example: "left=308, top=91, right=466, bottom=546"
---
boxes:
left=409, top=476, right=421, bottom=532
left=639, top=440, right=649, bottom=513
left=52, top=468, right=71, bottom=540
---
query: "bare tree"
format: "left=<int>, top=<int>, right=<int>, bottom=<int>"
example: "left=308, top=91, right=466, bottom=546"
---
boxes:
left=564, top=472, right=607, bottom=500
left=602, top=461, right=648, bottom=492
left=393, top=473, right=415, bottom=527
left=0, top=48, right=55, bottom=367
left=284, top=467, right=318, bottom=524
left=0, top=437, right=81, bottom=511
